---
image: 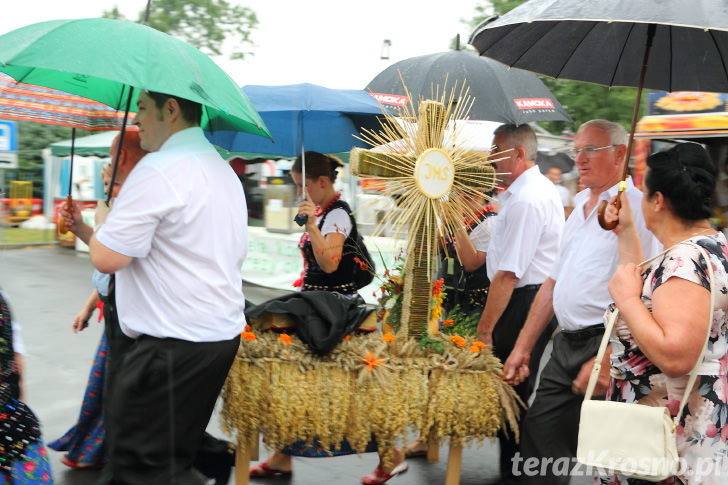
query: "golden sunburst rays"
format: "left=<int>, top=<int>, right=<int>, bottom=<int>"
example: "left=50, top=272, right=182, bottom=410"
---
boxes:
left=350, top=79, right=508, bottom=339
left=352, top=81, right=507, bottom=262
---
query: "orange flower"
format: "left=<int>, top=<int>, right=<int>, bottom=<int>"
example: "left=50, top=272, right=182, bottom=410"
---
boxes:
left=468, top=344, right=482, bottom=353
left=382, top=333, right=395, bottom=343
left=432, top=278, right=444, bottom=295
left=241, top=331, right=256, bottom=341
left=278, top=334, right=292, bottom=345
left=362, top=351, right=385, bottom=371
left=450, top=335, right=465, bottom=348
left=472, top=341, right=485, bottom=350
left=354, top=257, right=361, bottom=263
left=343, top=334, right=351, bottom=341
left=442, top=319, right=454, bottom=327
left=244, top=324, right=251, bottom=332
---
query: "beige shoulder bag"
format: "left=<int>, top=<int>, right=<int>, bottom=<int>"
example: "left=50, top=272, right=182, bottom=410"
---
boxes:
left=576, top=242, right=714, bottom=481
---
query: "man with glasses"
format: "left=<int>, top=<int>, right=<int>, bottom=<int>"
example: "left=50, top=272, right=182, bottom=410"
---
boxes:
left=476, top=123, right=564, bottom=484
left=502, top=119, right=661, bottom=484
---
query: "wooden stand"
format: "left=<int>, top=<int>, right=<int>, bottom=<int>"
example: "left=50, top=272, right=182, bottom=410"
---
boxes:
left=234, top=434, right=258, bottom=485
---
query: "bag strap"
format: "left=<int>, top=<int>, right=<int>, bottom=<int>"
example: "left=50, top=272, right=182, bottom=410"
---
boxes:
left=584, top=241, right=715, bottom=430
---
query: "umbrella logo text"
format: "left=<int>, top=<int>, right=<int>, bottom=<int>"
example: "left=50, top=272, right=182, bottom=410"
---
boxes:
left=513, top=98, right=556, bottom=110
left=370, top=93, right=409, bottom=106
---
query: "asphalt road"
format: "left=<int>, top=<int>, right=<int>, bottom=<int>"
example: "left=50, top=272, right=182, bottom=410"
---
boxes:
left=0, top=245, right=590, bottom=485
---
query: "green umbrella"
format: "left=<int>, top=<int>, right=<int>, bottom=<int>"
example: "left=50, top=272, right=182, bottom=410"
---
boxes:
left=0, top=18, right=271, bottom=137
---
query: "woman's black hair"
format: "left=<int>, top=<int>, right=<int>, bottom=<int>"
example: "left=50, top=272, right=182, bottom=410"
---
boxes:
left=291, top=151, right=344, bottom=182
left=645, top=142, right=717, bottom=221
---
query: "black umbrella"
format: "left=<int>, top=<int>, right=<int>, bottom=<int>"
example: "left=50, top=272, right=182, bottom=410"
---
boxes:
left=536, top=151, right=574, bottom=174
left=470, top=0, right=728, bottom=228
left=366, top=36, right=571, bottom=125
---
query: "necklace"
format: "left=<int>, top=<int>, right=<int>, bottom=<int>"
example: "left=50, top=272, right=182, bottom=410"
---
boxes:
left=464, top=208, right=489, bottom=228
left=685, top=227, right=715, bottom=240
left=662, top=226, right=716, bottom=250
left=315, top=192, right=341, bottom=217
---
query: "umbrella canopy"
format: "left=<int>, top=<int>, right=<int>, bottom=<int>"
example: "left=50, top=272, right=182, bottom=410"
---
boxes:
left=0, top=73, right=126, bottom=130
left=50, top=130, right=122, bottom=158
left=470, top=0, right=728, bottom=228
left=366, top=46, right=572, bottom=125
left=206, top=83, right=384, bottom=157
left=0, top=18, right=270, bottom=137
left=469, top=0, right=728, bottom=93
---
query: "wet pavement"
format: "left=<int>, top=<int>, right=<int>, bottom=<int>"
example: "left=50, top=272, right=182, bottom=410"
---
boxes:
left=1, top=246, right=590, bottom=485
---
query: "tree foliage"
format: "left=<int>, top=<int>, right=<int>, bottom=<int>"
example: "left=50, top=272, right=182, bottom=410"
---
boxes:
left=471, top=0, right=641, bottom=134
left=103, top=0, right=258, bottom=60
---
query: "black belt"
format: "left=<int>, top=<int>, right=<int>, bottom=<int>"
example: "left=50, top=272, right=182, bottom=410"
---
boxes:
left=560, top=324, right=605, bottom=340
left=512, top=284, right=541, bottom=294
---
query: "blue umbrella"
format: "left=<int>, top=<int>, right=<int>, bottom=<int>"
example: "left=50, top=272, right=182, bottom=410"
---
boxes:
left=205, top=83, right=384, bottom=157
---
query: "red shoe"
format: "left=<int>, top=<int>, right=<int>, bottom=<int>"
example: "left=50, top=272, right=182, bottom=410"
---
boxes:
left=249, top=460, right=292, bottom=478
left=361, top=461, right=408, bottom=484
left=61, top=455, right=105, bottom=469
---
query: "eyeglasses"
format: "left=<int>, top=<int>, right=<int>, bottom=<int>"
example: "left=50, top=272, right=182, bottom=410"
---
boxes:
left=568, top=144, right=617, bottom=158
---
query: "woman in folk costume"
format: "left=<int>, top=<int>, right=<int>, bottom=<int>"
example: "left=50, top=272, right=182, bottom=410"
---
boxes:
left=0, top=289, right=53, bottom=484
left=250, top=151, right=407, bottom=484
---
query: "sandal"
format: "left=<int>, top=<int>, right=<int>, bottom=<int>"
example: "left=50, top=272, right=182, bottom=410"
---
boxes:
left=361, top=461, right=408, bottom=484
left=249, top=460, right=292, bottom=478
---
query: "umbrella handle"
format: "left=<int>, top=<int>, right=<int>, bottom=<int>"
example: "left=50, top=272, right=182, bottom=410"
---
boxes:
left=596, top=182, right=625, bottom=230
left=58, top=194, right=72, bottom=234
left=294, top=213, right=308, bottom=226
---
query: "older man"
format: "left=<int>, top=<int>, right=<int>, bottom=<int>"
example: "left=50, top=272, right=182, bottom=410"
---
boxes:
left=503, top=119, right=661, bottom=484
left=476, top=123, right=564, bottom=483
left=87, top=90, right=247, bottom=484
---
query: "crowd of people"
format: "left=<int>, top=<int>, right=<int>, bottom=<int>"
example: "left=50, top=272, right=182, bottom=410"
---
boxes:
left=4, top=99, right=728, bottom=485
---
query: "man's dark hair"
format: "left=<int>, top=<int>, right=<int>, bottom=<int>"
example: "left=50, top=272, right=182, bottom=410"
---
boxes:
left=493, top=123, right=537, bottom=161
left=145, top=90, right=203, bottom=125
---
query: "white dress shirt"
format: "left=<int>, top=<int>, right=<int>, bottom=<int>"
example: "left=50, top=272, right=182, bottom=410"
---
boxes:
left=551, top=177, right=662, bottom=330
left=96, top=127, right=248, bottom=342
left=487, top=165, right=564, bottom=287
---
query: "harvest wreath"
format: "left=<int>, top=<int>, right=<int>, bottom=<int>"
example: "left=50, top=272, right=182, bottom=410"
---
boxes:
left=221, top=306, right=521, bottom=467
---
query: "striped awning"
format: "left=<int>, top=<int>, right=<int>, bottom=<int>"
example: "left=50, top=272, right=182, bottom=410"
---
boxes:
left=0, top=73, right=127, bottom=131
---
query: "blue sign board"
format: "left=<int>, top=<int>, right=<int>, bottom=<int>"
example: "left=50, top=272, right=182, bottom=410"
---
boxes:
left=0, top=120, right=18, bottom=168
left=0, top=120, right=17, bottom=151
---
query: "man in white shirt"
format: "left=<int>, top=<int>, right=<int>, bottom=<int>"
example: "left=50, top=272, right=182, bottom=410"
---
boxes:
left=502, top=119, right=661, bottom=484
left=476, top=123, right=565, bottom=483
left=88, top=89, right=247, bottom=484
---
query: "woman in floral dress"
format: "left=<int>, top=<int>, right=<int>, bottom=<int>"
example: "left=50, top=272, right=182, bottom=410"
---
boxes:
left=601, top=142, right=728, bottom=484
